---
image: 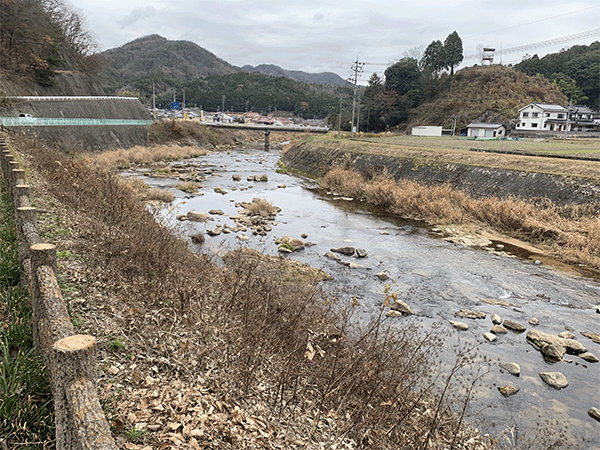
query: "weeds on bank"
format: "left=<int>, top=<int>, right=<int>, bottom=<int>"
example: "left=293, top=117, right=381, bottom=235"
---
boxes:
left=323, top=167, right=600, bottom=272
left=0, top=183, right=54, bottom=447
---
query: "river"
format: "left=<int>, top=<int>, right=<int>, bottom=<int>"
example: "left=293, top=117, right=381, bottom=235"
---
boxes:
left=127, top=144, right=600, bottom=448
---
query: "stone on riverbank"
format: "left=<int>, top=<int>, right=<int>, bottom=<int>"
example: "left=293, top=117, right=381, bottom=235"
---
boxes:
left=186, top=211, right=212, bottom=222
left=589, top=407, right=600, bottom=423
left=527, top=329, right=587, bottom=358
left=539, top=372, right=568, bottom=389
left=500, top=362, right=521, bottom=376
left=376, top=272, right=389, bottom=281
left=491, top=325, right=508, bottom=334
left=558, top=331, right=575, bottom=339
left=355, top=248, right=368, bottom=258
left=529, top=317, right=539, bottom=325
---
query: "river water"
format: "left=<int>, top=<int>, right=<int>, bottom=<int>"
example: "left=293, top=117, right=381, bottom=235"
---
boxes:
left=129, top=144, right=600, bottom=448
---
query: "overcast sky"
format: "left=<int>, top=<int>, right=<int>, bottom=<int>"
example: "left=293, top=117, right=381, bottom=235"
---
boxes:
left=76, top=0, right=599, bottom=83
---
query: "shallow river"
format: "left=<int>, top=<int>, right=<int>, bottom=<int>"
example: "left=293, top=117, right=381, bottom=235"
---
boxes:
left=129, top=144, right=600, bottom=448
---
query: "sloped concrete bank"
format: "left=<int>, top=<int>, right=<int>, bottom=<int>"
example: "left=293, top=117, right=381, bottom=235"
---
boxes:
left=282, top=140, right=600, bottom=207
left=1, top=97, right=152, bottom=150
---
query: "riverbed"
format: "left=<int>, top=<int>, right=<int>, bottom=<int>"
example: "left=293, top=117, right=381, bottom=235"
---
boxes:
left=129, top=144, right=600, bottom=448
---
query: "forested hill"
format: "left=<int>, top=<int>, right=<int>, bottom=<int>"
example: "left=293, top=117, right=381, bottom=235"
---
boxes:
left=513, top=41, right=599, bottom=109
left=99, top=35, right=239, bottom=94
left=405, top=65, right=568, bottom=130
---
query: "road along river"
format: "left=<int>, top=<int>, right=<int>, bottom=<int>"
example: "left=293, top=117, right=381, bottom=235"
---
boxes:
left=126, top=144, right=600, bottom=448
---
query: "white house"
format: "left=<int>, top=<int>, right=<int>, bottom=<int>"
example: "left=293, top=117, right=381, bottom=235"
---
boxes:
left=516, top=103, right=567, bottom=132
left=466, top=123, right=506, bottom=138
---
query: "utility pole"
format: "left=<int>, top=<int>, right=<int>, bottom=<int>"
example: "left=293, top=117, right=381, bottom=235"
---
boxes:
left=348, top=57, right=365, bottom=139
left=338, top=95, right=343, bottom=136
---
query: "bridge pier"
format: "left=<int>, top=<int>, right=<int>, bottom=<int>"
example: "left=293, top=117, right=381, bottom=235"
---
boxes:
left=264, top=130, right=270, bottom=150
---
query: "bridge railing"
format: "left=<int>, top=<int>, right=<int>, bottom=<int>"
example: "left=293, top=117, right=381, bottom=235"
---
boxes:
left=0, top=136, right=117, bottom=450
left=0, top=117, right=153, bottom=127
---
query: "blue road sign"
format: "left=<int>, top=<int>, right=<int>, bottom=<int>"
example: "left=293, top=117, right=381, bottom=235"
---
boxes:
left=171, top=101, right=181, bottom=110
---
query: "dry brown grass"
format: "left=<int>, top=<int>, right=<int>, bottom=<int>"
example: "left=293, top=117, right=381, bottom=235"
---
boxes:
left=322, top=167, right=600, bottom=272
left=85, top=144, right=209, bottom=169
left=8, top=133, right=493, bottom=449
left=245, top=197, right=277, bottom=216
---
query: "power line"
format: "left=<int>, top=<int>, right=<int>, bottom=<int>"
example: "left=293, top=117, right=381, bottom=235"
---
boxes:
left=464, top=28, right=600, bottom=60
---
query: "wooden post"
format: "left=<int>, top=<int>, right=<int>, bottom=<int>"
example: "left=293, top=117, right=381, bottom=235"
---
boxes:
left=264, top=129, right=270, bottom=150
left=54, top=335, right=118, bottom=450
left=14, top=184, right=31, bottom=209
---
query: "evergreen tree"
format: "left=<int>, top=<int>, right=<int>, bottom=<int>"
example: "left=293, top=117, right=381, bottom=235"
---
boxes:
left=421, top=40, right=445, bottom=77
left=443, top=31, right=463, bottom=75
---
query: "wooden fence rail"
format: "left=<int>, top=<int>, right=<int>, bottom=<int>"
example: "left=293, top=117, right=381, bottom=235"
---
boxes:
left=0, top=136, right=117, bottom=450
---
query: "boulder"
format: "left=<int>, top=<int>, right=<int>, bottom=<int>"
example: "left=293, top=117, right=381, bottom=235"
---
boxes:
left=449, top=320, right=469, bottom=331
left=527, top=329, right=587, bottom=356
left=499, top=362, right=521, bottom=376
left=491, top=314, right=502, bottom=325
left=456, top=310, right=486, bottom=320
left=232, top=174, right=242, bottom=181
left=236, top=235, right=249, bottom=241
left=539, top=372, right=568, bottom=389
left=529, top=317, right=539, bottom=325
left=277, top=184, right=286, bottom=188
left=579, top=352, right=599, bottom=363
left=483, top=332, right=497, bottom=342
left=376, top=272, right=389, bottom=281
left=206, top=229, right=221, bottom=236
left=503, top=320, right=526, bottom=332
left=208, top=209, right=225, bottom=215
left=331, top=246, right=355, bottom=256
left=498, top=385, right=519, bottom=397
left=390, top=300, right=413, bottom=316
left=386, top=310, right=404, bottom=318
left=278, top=246, right=293, bottom=253
left=589, top=407, right=600, bottom=423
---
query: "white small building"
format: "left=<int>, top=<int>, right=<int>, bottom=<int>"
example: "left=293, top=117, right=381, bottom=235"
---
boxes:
left=412, top=126, right=442, bottom=137
left=466, top=123, right=506, bottom=138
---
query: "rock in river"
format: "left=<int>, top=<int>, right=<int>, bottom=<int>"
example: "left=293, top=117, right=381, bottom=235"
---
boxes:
left=376, top=272, right=389, bottom=281
left=325, top=252, right=341, bottom=261
left=483, top=332, right=497, bottom=342
left=503, top=320, right=526, bottom=332
left=390, top=300, right=413, bottom=316
left=491, top=314, right=502, bottom=325
left=498, top=385, right=519, bottom=397
left=491, top=325, right=508, bottom=334
left=331, top=246, right=355, bottom=256
left=500, top=362, right=521, bottom=376
left=456, top=309, right=486, bottom=320
left=449, top=320, right=469, bottom=331
left=589, top=407, right=600, bottom=423
left=539, top=372, right=569, bottom=389
left=579, top=352, right=599, bottom=363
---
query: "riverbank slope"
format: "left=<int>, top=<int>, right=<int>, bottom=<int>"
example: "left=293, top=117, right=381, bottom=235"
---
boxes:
left=281, top=134, right=600, bottom=274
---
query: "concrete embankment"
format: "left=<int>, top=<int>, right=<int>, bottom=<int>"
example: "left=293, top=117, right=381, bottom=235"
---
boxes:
left=282, top=139, right=600, bottom=207
left=1, top=97, right=152, bottom=150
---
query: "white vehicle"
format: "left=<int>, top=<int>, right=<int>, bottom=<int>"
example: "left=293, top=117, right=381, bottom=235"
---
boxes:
left=19, top=113, right=34, bottom=118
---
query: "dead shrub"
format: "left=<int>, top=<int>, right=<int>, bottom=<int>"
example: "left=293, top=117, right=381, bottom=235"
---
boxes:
left=246, top=197, right=277, bottom=216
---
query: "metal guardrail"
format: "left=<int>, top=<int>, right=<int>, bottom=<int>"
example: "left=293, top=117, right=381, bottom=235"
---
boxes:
left=0, top=117, right=153, bottom=126
left=7, top=96, right=140, bottom=102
